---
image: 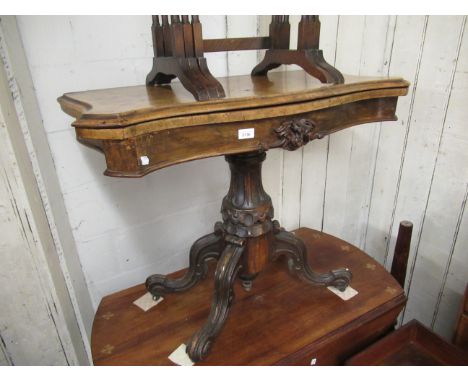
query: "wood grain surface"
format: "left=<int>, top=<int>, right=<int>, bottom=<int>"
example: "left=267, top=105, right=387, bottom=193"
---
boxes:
left=58, top=71, right=408, bottom=177
left=346, top=319, right=468, bottom=365
left=58, top=71, right=408, bottom=130
left=91, top=228, right=406, bottom=365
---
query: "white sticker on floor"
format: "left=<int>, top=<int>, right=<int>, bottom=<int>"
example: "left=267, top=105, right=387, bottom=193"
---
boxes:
left=327, top=285, right=358, bottom=301
left=133, top=292, right=163, bottom=311
left=168, top=344, right=195, bottom=366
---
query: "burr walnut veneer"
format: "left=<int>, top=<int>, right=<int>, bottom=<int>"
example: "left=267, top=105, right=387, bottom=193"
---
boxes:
left=58, top=71, right=409, bottom=362
left=59, top=71, right=408, bottom=177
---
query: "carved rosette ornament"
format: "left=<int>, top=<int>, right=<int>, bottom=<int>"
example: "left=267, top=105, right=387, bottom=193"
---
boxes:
left=275, top=118, right=319, bottom=151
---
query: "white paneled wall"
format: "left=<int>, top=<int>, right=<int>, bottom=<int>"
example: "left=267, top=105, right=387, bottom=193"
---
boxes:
left=15, top=16, right=264, bottom=310
left=0, top=84, right=70, bottom=365
left=16, top=16, right=468, bottom=343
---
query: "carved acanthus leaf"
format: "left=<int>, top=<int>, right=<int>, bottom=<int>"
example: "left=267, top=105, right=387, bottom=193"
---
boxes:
left=275, top=118, right=318, bottom=151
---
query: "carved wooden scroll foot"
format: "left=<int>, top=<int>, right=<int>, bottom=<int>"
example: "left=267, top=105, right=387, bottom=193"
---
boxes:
left=186, top=236, right=245, bottom=362
left=252, top=49, right=344, bottom=84
left=252, top=15, right=344, bottom=84
left=146, top=57, right=225, bottom=101
left=271, top=221, right=352, bottom=291
left=146, top=15, right=225, bottom=101
left=145, top=223, right=225, bottom=299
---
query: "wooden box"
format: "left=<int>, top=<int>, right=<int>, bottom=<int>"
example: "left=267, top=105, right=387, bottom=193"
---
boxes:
left=346, top=319, right=468, bottom=365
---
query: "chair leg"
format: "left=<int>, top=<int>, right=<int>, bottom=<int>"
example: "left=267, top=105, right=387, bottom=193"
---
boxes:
left=390, top=221, right=413, bottom=288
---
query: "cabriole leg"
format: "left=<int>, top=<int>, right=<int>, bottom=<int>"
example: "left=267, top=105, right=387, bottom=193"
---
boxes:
left=146, top=222, right=225, bottom=299
left=186, top=236, right=245, bottom=362
left=272, top=222, right=352, bottom=291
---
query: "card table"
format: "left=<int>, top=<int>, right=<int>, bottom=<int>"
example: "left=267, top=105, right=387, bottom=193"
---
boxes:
left=59, top=70, right=409, bottom=362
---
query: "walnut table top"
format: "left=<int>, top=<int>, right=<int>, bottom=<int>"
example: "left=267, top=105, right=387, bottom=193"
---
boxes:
left=58, top=71, right=409, bottom=177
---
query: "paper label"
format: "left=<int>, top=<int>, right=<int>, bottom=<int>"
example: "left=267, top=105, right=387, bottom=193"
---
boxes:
left=168, top=344, right=195, bottom=366
left=133, top=292, right=163, bottom=311
left=238, top=128, right=255, bottom=140
left=140, top=156, right=150, bottom=165
left=327, top=286, right=358, bottom=301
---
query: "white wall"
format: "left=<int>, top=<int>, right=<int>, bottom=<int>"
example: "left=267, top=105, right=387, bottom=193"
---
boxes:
left=0, top=25, right=90, bottom=363
left=0, top=79, right=69, bottom=366
left=15, top=15, right=468, bottom=343
left=15, top=16, right=272, bottom=311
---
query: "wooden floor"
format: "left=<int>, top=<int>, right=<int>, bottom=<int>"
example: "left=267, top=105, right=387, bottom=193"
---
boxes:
left=91, top=228, right=405, bottom=365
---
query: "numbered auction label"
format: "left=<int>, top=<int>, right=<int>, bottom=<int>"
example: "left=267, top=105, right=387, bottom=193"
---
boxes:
left=238, top=128, right=255, bottom=140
